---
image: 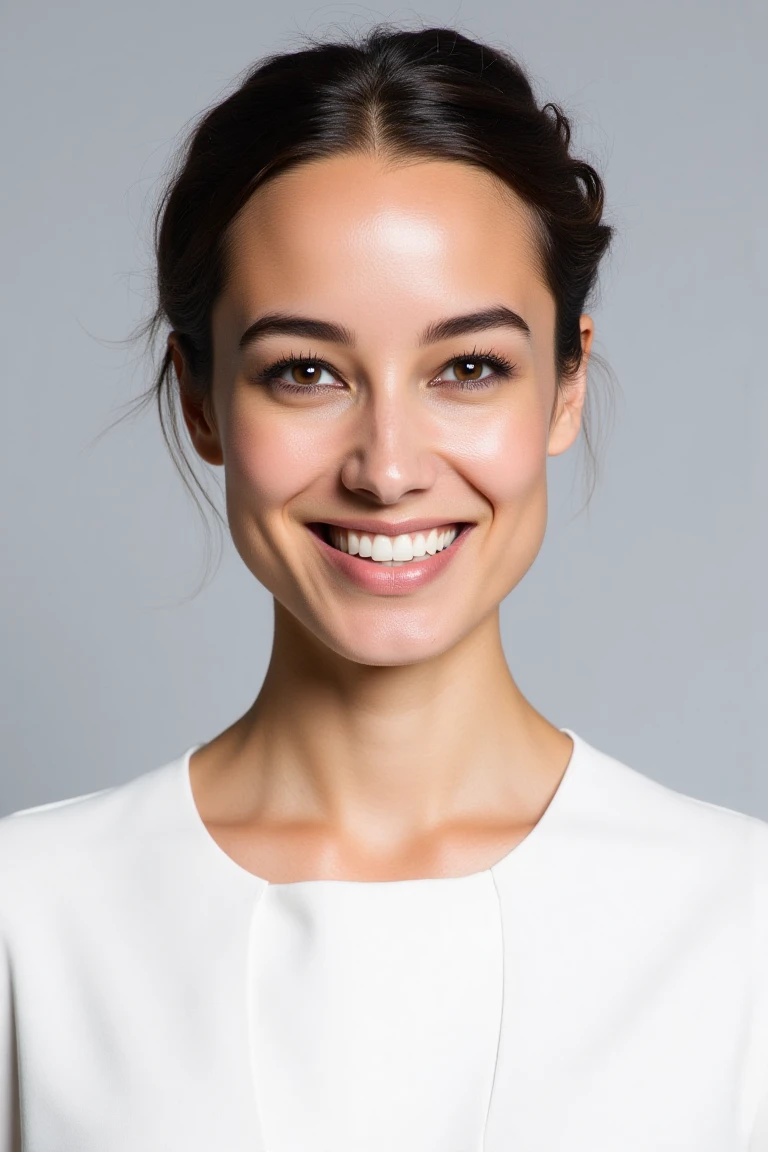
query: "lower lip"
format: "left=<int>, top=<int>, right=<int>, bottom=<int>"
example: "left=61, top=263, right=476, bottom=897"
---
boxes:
left=307, top=524, right=474, bottom=595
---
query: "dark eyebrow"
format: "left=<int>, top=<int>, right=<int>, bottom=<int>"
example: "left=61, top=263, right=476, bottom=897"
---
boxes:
left=418, top=306, right=531, bottom=345
left=239, top=313, right=354, bottom=350
left=238, top=304, right=531, bottom=352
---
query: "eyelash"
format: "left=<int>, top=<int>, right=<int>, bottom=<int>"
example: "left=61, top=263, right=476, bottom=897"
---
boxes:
left=253, top=347, right=518, bottom=394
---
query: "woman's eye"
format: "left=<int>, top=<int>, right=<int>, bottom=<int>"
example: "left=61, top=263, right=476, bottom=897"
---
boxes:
left=255, top=358, right=345, bottom=394
left=280, top=362, right=337, bottom=387
left=440, top=358, right=496, bottom=384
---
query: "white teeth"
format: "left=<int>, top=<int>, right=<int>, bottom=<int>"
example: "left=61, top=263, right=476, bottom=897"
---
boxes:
left=326, top=525, right=459, bottom=563
left=371, top=535, right=394, bottom=561
left=392, top=534, right=414, bottom=562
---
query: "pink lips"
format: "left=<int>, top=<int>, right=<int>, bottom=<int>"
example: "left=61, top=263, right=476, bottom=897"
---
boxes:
left=308, top=523, right=473, bottom=595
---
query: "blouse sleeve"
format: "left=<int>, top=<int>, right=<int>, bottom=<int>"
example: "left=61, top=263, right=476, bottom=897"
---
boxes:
left=0, top=933, right=21, bottom=1152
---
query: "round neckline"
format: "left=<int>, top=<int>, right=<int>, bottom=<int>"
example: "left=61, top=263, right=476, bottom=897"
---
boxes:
left=178, top=727, right=584, bottom=888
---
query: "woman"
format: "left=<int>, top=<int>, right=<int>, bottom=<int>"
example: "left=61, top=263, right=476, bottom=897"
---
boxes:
left=1, top=24, right=767, bottom=1152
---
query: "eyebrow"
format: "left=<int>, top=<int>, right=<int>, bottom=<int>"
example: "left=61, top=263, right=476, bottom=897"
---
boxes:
left=238, top=305, right=531, bottom=351
left=418, top=306, right=531, bottom=345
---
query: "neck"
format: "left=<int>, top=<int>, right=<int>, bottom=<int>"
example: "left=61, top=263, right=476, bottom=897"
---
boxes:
left=223, top=600, right=566, bottom=850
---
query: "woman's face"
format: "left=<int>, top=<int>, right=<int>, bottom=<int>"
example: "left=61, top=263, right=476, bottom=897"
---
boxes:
left=179, top=153, right=591, bottom=665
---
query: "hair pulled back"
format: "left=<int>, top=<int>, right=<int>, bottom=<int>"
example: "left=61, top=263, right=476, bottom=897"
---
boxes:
left=127, top=24, right=614, bottom=563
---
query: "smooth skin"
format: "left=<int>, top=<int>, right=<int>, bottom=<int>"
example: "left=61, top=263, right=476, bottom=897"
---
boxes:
left=171, top=153, right=594, bottom=882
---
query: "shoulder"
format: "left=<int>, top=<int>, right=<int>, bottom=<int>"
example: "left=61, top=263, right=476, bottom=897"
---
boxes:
left=569, top=728, right=767, bottom=848
left=0, top=749, right=189, bottom=855
left=559, top=730, right=768, bottom=906
left=556, top=732, right=768, bottom=984
left=0, top=748, right=194, bottom=927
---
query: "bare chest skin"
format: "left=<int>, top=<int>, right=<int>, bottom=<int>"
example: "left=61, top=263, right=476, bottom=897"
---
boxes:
left=198, top=812, right=537, bottom=883
left=188, top=728, right=571, bottom=883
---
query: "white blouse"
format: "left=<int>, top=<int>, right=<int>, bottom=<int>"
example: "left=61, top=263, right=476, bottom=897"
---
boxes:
left=252, top=875, right=501, bottom=1152
left=2, top=728, right=768, bottom=1152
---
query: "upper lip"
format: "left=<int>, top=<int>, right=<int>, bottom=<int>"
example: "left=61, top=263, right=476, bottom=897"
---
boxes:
left=311, top=518, right=470, bottom=536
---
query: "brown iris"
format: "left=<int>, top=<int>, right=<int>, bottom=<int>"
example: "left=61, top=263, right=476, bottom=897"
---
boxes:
left=291, top=363, right=322, bottom=384
left=452, top=358, right=484, bottom=381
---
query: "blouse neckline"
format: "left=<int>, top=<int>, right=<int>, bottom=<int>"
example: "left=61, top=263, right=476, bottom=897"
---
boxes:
left=176, top=727, right=585, bottom=890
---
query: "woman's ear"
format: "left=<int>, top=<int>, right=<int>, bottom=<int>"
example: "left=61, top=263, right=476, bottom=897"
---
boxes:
left=547, top=315, right=594, bottom=458
left=169, top=334, right=224, bottom=466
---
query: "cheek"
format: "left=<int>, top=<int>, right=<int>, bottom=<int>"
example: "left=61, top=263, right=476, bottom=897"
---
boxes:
left=451, top=402, right=549, bottom=507
left=223, top=403, right=338, bottom=512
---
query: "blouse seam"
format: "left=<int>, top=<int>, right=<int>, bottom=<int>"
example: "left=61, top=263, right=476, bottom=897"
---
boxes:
left=480, top=867, right=505, bottom=1152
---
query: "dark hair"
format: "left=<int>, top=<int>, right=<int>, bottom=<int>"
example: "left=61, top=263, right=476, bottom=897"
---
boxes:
left=119, top=24, right=614, bottom=584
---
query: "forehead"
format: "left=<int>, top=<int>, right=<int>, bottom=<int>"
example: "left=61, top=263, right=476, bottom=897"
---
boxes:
left=219, top=154, right=551, bottom=338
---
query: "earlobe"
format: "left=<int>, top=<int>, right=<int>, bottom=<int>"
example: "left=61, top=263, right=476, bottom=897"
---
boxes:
left=169, top=335, right=224, bottom=467
left=547, top=375, right=585, bottom=457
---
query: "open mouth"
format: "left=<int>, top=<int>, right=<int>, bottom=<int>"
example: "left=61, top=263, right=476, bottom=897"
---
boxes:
left=308, top=523, right=467, bottom=566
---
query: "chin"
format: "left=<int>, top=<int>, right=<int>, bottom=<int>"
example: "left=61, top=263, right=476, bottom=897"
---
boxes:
left=311, top=607, right=466, bottom=668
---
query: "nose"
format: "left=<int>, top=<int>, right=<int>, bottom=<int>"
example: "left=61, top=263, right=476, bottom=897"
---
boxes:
left=339, top=382, right=437, bottom=505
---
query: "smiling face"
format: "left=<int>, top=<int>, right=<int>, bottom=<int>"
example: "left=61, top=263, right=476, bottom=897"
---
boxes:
left=175, top=153, right=592, bottom=665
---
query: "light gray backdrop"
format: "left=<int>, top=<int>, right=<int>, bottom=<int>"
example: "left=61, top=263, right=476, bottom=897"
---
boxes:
left=1, top=0, right=765, bottom=818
